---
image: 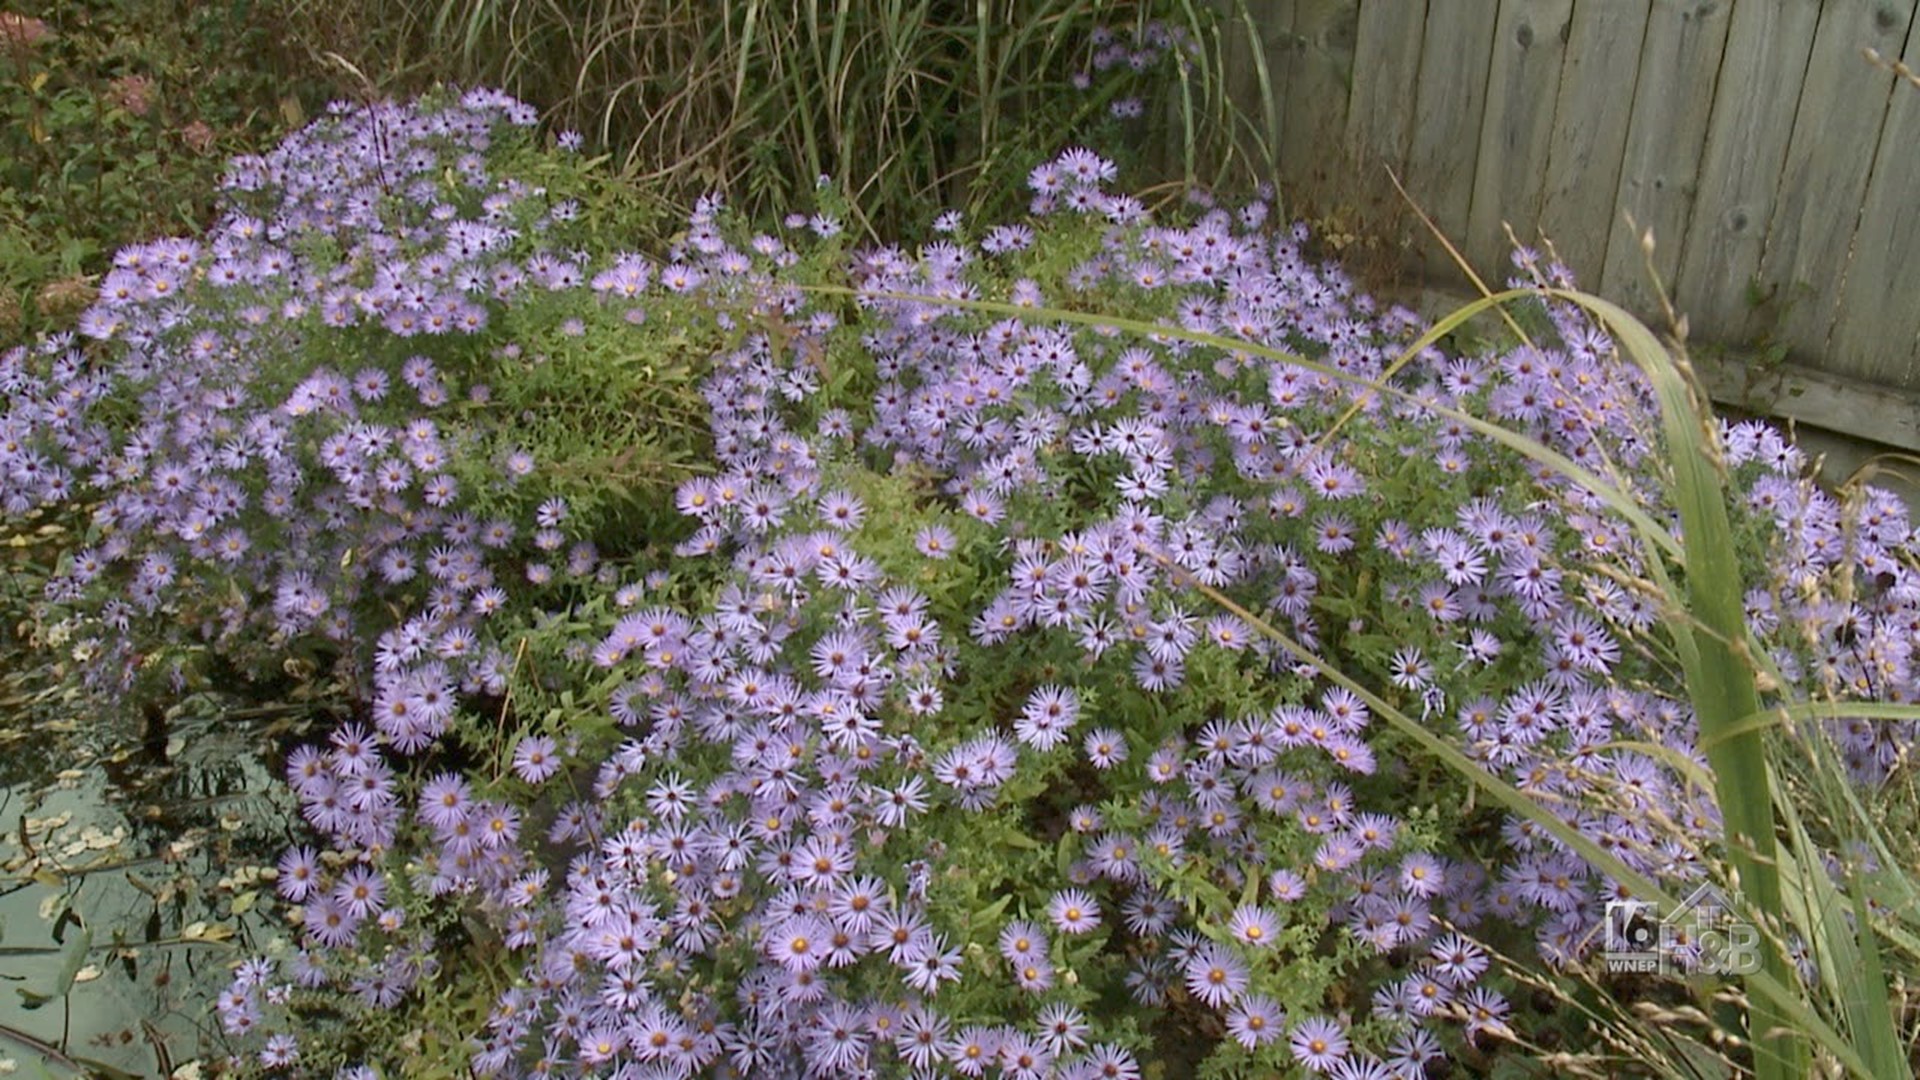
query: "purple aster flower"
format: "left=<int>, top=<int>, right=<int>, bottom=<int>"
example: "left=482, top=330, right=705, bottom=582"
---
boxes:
left=1012, top=958, right=1055, bottom=994
left=901, top=933, right=962, bottom=994
left=1314, top=513, right=1357, bottom=553
left=1083, top=1043, right=1141, bottom=1080
left=1325, top=734, right=1376, bottom=774
left=817, top=489, right=866, bottom=530
left=258, top=1033, right=300, bottom=1069
left=1400, top=852, right=1448, bottom=897
left=1016, top=685, right=1079, bottom=750
left=1386, top=1027, right=1446, bottom=1075
left=1553, top=610, right=1621, bottom=673
left=915, top=523, right=957, bottom=558
left=947, top=1025, right=1000, bottom=1077
left=1068, top=805, right=1103, bottom=833
left=1268, top=869, right=1309, bottom=902
left=305, top=894, right=361, bottom=949
left=1226, top=994, right=1285, bottom=1048
left=1183, top=942, right=1249, bottom=1007
left=1461, top=986, right=1512, bottom=1041
left=510, top=734, right=560, bottom=783
left=768, top=914, right=830, bottom=973
left=828, top=875, right=888, bottom=934
left=1083, top=728, right=1128, bottom=769
left=332, top=865, right=387, bottom=919
left=418, top=773, right=472, bottom=830
left=806, top=1001, right=871, bottom=1073
left=1047, top=889, right=1101, bottom=934
left=1430, top=932, right=1490, bottom=987
left=276, top=845, right=321, bottom=901
left=1088, top=832, right=1141, bottom=883
left=1203, top=613, right=1251, bottom=651
left=1132, top=651, right=1185, bottom=691
left=898, top=1006, right=950, bottom=1070
left=1035, top=1002, right=1088, bottom=1054
left=1118, top=888, right=1174, bottom=936
left=998, top=920, right=1048, bottom=963
left=1227, top=904, right=1280, bottom=948
left=1388, top=647, right=1433, bottom=690
left=1289, top=1015, right=1351, bottom=1072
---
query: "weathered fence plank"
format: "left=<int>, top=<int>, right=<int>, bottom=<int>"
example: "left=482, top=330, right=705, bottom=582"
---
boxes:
left=1830, top=15, right=1920, bottom=390
left=1214, top=0, right=1293, bottom=188
left=1278, top=0, right=1362, bottom=207
left=1695, top=349, right=1920, bottom=454
left=1597, top=0, right=1732, bottom=316
left=1536, top=0, right=1650, bottom=287
left=1753, top=0, right=1914, bottom=366
left=1247, top=0, right=1298, bottom=158
left=1405, top=4, right=1499, bottom=276
left=1466, top=0, right=1576, bottom=276
left=1671, top=0, right=1822, bottom=343
left=1220, top=0, right=1920, bottom=451
left=1345, top=0, right=1428, bottom=171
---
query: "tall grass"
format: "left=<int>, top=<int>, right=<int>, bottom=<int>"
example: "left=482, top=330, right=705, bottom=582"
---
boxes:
left=292, top=0, right=1272, bottom=237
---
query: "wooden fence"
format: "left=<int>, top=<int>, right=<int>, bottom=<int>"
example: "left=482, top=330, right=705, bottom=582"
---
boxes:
left=1224, top=0, right=1920, bottom=449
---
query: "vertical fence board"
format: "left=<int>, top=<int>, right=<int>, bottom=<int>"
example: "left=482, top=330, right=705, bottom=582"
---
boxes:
left=1671, top=0, right=1822, bottom=342
left=1830, top=17, right=1920, bottom=389
left=1598, top=0, right=1732, bottom=316
left=1405, top=5, right=1498, bottom=278
left=1217, top=0, right=1920, bottom=444
left=1214, top=0, right=1283, bottom=188
left=1756, top=0, right=1914, bottom=366
left=1252, top=0, right=1301, bottom=192
left=1466, top=0, right=1576, bottom=276
left=1279, top=0, right=1362, bottom=208
left=1230, top=0, right=1299, bottom=178
left=1537, top=0, right=1650, bottom=287
left=1345, top=0, right=1429, bottom=171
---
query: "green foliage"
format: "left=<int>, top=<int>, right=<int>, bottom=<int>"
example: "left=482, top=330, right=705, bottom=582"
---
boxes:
left=0, top=1, right=345, bottom=335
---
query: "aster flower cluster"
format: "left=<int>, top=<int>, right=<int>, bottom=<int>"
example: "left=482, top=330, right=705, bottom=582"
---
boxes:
left=0, top=86, right=711, bottom=705
left=9, top=83, right=1920, bottom=1080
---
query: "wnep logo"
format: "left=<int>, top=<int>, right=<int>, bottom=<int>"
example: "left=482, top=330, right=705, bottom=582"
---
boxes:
left=1603, top=884, right=1762, bottom=976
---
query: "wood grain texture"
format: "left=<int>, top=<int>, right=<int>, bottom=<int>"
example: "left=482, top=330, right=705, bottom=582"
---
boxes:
left=1216, top=0, right=1287, bottom=188
left=1345, top=0, right=1429, bottom=170
left=1206, top=0, right=1294, bottom=190
left=1466, top=0, right=1576, bottom=276
left=1215, top=0, right=1920, bottom=448
left=1695, top=350, right=1920, bottom=453
left=1598, top=0, right=1733, bottom=316
left=1829, top=13, right=1920, bottom=389
left=1404, top=3, right=1500, bottom=281
left=1671, top=1, right=1821, bottom=345
left=1752, top=0, right=1914, bottom=365
left=1279, top=0, right=1362, bottom=209
left=1537, top=0, right=1651, bottom=287
left=1254, top=0, right=1301, bottom=185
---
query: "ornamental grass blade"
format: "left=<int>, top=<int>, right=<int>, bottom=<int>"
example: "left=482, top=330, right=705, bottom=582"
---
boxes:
left=1774, top=796, right=1908, bottom=1080
left=1547, top=289, right=1809, bottom=1080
